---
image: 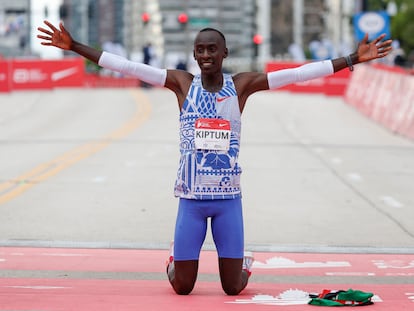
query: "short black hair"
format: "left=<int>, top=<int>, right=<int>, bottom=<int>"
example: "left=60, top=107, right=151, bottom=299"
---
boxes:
left=199, top=28, right=226, bottom=45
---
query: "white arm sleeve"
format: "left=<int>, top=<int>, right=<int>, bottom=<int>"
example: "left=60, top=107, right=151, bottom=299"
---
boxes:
left=267, top=60, right=334, bottom=90
left=98, top=51, right=167, bottom=87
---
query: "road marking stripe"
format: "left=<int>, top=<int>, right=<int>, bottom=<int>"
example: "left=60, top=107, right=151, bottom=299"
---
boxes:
left=330, top=157, right=342, bottom=164
left=0, top=89, right=151, bottom=205
left=346, top=172, right=362, bottom=182
left=380, top=195, right=404, bottom=208
left=4, top=285, right=70, bottom=290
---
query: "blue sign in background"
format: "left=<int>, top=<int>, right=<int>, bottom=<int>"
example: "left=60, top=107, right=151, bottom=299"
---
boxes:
left=353, top=11, right=390, bottom=41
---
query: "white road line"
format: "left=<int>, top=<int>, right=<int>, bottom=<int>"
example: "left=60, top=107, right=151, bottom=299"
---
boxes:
left=124, top=160, right=137, bottom=167
left=325, top=272, right=376, bottom=276
left=331, top=157, right=343, bottom=164
left=4, top=285, right=70, bottom=290
left=41, top=253, right=92, bottom=257
left=299, top=139, right=311, bottom=145
left=405, top=293, right=414, bottom=303
left=380, top=196, right=404, bottom=208
left=92, top=176, right=107, bottom=183
left=1, top=240, right=414, bottom=254
left=312, top=147, right=324, bottom=154
left=346, top=172, right=363, bottom=182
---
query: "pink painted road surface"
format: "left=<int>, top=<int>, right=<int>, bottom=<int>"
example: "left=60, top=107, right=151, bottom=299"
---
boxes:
left=1, top=247, right=413, bottom=310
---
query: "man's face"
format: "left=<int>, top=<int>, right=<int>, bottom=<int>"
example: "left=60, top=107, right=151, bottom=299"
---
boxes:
left=193, top=30, right=228, bottom=74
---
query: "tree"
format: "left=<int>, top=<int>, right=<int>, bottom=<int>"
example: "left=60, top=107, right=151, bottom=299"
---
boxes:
left=391, top=1, right=414, bottom=55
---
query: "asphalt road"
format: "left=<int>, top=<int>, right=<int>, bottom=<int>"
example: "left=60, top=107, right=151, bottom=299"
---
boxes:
left=0, top=87, right=413, bottom=253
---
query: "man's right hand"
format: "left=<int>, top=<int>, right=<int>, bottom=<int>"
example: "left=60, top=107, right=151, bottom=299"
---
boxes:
left=37, top=20, right=73, bottom=50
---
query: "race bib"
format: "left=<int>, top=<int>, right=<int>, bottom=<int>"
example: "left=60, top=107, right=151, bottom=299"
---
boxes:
left=194, top=118, right=231, bottom=151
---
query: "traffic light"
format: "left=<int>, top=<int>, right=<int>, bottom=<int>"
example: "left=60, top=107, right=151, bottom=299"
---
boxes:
left=141, top=12, right=150, bottom=26
left=252, top=34, right=262, bottom=57
left=253, top=34, right=263, bottom=45
left=178, top=13, right=188, bottom=26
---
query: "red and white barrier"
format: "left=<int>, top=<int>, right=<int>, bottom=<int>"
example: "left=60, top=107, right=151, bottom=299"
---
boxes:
left=0, top=58, right=141, bottom=92
left=265, top=61, right=414, bottom=141
left=0, top=60, right=11, bottom=92
left=265, top=61, right=351, bottom=96
left=345, top=64, right=414, bottom=140
left=0, top=58, right=85, bottom=92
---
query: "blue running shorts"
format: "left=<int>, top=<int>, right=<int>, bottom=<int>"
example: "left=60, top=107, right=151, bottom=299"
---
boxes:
left=173, top=198, right=244, bottom=261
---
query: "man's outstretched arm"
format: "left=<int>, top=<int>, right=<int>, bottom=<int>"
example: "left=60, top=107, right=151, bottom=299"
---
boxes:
left=37, top=20, right=167, bottom=87
left=37, top=20, right=102, bottom=63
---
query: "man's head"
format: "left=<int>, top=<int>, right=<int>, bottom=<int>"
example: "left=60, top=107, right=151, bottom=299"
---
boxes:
left=193, top=28, right=228, bottom=73
left=198, top=28, right=226, bottom=46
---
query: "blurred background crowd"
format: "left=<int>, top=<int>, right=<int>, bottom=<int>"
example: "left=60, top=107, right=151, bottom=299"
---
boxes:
left=0, top=0, right=413, bottom=74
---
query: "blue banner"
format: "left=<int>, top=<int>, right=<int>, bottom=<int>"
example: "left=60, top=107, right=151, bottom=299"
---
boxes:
left=353, top=11, right=390, bottom=41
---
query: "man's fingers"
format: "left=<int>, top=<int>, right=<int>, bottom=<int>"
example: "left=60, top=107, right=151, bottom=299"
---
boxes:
left=43, top=20, right=58, bottom=32
left=378, top=40, right=393, bottom=50
left=378, top=47, right=392, bottom=53
left=37, top=35, right=53, bottom=41
left=37, top=27, right=53, bottom=36
left=361, top=33, right=369, bottom=44
left=373, top=34, right=388, bottom=45
left=59, top=22, right=67, bottom=32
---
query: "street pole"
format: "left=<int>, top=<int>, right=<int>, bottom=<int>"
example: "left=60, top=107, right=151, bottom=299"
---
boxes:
left=79, top=0, right=89, bottom=44
left=184, top=0, right=190, bottom=68
left=256, top=0, right=271, bottom=69
left=293, top=0, right=303, bottom=49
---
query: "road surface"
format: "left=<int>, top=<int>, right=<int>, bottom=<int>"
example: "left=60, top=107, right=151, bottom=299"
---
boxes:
left=0, top=88, right=413, bottom=310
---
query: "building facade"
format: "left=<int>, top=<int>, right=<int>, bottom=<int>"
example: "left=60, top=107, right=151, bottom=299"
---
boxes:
left=60, top=0, right=258, bottom=70
left=58, top=0, right=356, bottom=69
left=271, top=0, right=355, bottom=60
left=0, top=0, right=31, bottom=57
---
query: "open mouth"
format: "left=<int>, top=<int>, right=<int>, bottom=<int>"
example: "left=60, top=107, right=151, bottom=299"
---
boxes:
left=201, top=62, right=213, bottom=69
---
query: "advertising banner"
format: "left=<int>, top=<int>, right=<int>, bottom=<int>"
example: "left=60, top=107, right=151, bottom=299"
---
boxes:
left=0, top=60, right=10, bottom=92
left=353, top=11, right=391, bottom=41
left=10, top=58, right=85, bottom=90
left=345, top=64, right=414, bottom=140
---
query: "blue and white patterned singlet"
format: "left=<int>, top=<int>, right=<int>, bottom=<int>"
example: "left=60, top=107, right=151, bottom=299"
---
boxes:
left=174, top=74, right=242, bottom=200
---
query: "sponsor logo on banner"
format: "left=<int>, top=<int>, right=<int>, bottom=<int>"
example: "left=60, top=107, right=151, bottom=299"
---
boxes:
left=48, top=59, right=84, bottom=87
left=13, top=68, right=48, bottom=84
left=11, top=63, right=51, bottom=90
left=7, top=58, right=85, bottom=90
left=51, top=67, right=79, bottom=82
